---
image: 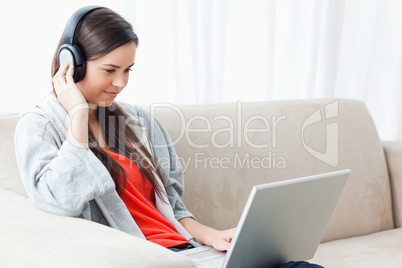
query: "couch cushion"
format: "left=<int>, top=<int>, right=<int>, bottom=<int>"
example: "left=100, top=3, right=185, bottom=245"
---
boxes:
left=309, top=228, right=402, bottom=267
left=0, top=113, right=27, bottom=197
left=0, top=188, right=195, bottom=267
left=152, top=99, right=393, bottom=242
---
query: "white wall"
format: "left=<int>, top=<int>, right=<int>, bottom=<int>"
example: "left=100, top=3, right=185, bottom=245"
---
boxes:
left=0, top=1, right=127, bottom=113
left=1, top=0, right=401, bottom=141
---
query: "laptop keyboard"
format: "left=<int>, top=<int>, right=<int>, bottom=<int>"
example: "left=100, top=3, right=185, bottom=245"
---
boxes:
left=196, top=256, right=225, bottom=268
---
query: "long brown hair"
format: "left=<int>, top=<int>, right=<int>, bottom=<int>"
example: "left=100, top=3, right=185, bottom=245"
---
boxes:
left=51, top=8, right=166, bottom=198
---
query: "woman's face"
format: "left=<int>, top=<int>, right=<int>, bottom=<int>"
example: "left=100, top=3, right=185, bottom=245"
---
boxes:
left=77, top=42, right=136, bottom=107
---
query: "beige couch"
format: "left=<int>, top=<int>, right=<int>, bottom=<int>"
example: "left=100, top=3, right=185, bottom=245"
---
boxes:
left=1, top=98, right=402, bottom=267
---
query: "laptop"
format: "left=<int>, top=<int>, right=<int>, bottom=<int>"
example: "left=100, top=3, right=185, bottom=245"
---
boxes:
left=179, top=169, right=351, bottom=268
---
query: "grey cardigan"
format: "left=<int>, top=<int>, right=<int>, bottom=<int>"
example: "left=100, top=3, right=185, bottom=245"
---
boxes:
left=14, top=93, right=200, bottom=247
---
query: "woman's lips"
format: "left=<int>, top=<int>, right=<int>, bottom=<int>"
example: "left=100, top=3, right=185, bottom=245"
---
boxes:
left=105, top=91, right=119, bottom=98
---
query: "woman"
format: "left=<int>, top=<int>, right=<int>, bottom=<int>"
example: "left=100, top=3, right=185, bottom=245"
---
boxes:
left=14, top=6, right=234, bottom=252
left=15, top=6, right=323, bottom=267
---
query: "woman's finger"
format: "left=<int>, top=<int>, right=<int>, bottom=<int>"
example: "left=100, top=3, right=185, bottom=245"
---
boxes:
left=53, top=64, right=69, bottom=94
left=53, top=70, right=63, bottom=90
left=56, top=64, right=69, bottom=77
left=65, top=65, right=75, bottom=84
left=53, top=65, right=67, bottom=85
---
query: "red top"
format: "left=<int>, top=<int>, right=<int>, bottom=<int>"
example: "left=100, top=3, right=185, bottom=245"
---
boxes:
left=105, top=150, right=188, bottom=248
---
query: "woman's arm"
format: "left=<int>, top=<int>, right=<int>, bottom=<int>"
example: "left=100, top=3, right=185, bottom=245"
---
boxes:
left=179, top=217, right=236, bottom=251
left=53, top=64, right=89, bottom=149
left=14, top=111, right=115, bottom=217
left=14, top=65, right=114, bottom=217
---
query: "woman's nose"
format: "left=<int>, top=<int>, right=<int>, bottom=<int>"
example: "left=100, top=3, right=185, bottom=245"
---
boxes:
left=112, top=73, right=126, bottom=89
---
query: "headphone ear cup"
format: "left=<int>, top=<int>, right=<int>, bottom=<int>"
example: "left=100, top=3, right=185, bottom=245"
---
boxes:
left=57, top=44, right=86, bottom=83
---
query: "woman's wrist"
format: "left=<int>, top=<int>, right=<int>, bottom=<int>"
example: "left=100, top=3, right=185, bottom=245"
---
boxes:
left=67, top=106, right=89, bottom=149
left=179, top=218, right=221, bottom=246
left=66, top=102, right=89, bottom=117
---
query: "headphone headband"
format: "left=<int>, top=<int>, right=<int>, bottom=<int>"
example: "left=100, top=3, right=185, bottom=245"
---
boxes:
left=62, top=5, right=104, bottom=45
left=58, top=6, right=105, bottom=82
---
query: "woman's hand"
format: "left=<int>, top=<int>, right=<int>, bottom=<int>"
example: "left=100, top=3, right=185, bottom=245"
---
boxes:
left=52, top=64, right=88, bottom=114
left=179, top=218, right=236, bottom=251
left=209, top=227, right=236, bottom=251
left=52, top=64, right=89, bottom=149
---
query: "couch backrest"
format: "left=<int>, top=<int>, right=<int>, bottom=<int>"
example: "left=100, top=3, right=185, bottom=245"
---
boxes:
left=0, top=113, right=27, bottom=197
left=2, top=99, right=394, bottom=243
left=383, top=141, right=402, bottom=228
left=152, top=98, right=393, bottom=242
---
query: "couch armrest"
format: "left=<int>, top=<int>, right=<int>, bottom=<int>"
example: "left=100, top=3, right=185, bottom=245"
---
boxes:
left=383, top=141, right=402, bottom=228
left=0, top=188, right=195, bottom=268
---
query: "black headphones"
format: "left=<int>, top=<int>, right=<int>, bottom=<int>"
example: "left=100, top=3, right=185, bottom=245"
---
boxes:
left=57, top=6, right=105, bottom=82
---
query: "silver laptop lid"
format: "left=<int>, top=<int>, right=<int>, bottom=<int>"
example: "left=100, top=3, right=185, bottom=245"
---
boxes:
left=224, top=169, right=350, bottom=268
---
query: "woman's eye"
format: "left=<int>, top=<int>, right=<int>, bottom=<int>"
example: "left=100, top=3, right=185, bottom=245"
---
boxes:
left=125, top=68, right=132, bottom=73
left=105, top=69, right=115, bottom=73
